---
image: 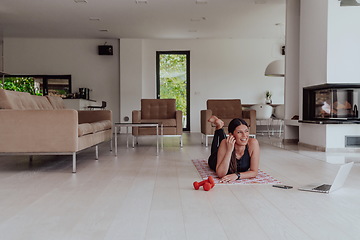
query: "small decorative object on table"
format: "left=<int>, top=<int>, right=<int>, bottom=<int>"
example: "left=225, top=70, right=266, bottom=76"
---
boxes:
left=265, top=90, right=272, bottom=104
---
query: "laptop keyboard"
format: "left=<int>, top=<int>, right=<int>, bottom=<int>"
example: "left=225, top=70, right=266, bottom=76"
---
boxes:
left=313, top=184, right=331, bottom=191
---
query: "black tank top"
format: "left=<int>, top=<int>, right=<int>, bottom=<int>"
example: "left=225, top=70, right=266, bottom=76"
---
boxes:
left=235, top=145, right=251, bottom=172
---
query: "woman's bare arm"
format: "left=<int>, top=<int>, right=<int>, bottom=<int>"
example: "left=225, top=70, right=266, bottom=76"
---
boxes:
left=219, top=138, right=260, bottom=181
left=215, top=135, right=235, bottom=178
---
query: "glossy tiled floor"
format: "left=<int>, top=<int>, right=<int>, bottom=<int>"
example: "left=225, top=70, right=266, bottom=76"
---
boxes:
left=0, top=133, right=359, bottom=240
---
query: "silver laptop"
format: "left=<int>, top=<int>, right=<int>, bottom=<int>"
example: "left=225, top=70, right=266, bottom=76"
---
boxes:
left=298, top=162, right=354, bottom=193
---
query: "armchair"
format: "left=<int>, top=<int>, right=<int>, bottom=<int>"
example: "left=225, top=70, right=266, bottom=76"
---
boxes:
left=200, top=99, right=256, bottom=146
left=132, top=99, right=183, bottom=147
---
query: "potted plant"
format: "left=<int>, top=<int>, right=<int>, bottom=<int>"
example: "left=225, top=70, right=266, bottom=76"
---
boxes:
left=265, top=91, right=272, bottom=104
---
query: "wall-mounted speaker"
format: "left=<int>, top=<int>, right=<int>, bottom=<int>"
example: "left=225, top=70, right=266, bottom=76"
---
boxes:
left=98, top=45, right=113, bottom=55
left=281, top=45, right=285, bottom=55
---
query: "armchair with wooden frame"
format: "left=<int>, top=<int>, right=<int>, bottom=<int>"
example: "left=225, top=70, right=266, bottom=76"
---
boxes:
left=200, top=99, right=256, bottom=146
left=132, top=99, right=183, bottom=147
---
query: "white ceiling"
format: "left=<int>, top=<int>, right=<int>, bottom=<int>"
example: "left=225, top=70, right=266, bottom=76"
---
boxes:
left=0, top=0, right=285, bottom=39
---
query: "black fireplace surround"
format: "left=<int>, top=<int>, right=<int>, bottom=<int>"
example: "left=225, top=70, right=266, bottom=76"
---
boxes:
left=302, top=84, right=360, bottom=124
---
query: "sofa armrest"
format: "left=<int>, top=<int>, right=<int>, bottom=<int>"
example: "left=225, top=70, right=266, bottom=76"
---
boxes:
left=78, top=110, right=112, bottom=124
left=243, top=109, right=256, bottom=134
left=0, top=109, right=78, bottom=153
left=132, top=110, right=141, bottom=123
left=175, top=110, right=183, bottom=135
left=201, top=109, right=213, bottom=135
left=131, top=110, right=141, bottom=135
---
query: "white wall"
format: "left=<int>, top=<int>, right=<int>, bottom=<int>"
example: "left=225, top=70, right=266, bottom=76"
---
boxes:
left=284, top=0, right=300, bottom=141
left=4, top=38, right=120, bottom=122
left=121, top=38, right=285, bottom=132
left=299, top=0, right=329, bottom=91
left=327, top=0, right=360, bottom=84
left=120, top=39, right=143, bottom=122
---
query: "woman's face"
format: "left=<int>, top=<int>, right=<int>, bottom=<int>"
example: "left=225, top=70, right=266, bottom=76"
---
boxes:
left=231, top=124, right=249, bottom=146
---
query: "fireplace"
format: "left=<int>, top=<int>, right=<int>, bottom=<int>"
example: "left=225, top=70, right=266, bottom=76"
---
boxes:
left=302, top=84, right=360, bottom=123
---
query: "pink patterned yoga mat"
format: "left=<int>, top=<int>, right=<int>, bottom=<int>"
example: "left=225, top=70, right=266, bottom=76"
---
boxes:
left=192, top=159, right=281, bottom=185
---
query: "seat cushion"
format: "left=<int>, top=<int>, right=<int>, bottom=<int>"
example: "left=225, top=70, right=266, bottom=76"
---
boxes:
left=78, top=123, right=94, bottom=137
left=90, top=120, right=112, bottom=133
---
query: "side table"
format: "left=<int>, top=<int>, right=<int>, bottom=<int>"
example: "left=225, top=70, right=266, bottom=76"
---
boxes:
left=114, top=123, right=162, bottom=156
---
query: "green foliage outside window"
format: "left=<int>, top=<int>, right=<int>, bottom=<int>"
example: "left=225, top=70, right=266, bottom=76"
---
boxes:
left=159, top=54, right=187, bottom=116
left=0, top=77, right=41, bottom=95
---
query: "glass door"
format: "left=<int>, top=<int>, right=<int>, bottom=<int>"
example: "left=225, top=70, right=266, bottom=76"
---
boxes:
left=156, top=51, right=190, bottom=131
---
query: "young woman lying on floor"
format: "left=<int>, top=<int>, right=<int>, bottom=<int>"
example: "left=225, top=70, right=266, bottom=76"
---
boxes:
left=207, top=116, right=260, bottom=183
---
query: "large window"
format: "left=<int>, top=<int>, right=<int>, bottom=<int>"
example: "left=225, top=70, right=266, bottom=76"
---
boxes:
left=1, top=75, right=71, bottom=97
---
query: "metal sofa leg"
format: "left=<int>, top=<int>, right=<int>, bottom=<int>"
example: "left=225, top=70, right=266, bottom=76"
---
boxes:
left=72, top=153, right=76, bottom=173
left=110, top=138, right=113, bottom=152
left=180, top=135, right=183, bottom=148
left=95, top=145, right=99, bottom=160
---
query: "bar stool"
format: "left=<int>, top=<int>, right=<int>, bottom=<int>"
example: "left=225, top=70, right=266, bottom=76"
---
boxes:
left=251, top=104, right=273, bottom=137
left=272, top=104, right=285, bottom=137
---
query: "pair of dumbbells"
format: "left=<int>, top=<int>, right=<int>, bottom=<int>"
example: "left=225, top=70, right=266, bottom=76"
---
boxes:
left=193, top=176, right=215, bottom=191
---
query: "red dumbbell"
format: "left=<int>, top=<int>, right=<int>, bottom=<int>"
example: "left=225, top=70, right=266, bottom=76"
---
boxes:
left=193, top=176, right=215, bottom=191
left=193, top=179, right=208, bottom=190
left=203, top=176, right=215, bottom=191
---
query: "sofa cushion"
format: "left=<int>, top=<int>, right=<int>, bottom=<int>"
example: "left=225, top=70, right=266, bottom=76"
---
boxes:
left=32, top=95, right=54, bottom=110
left=0, top=89, right=13, bottom=109
left=0, top=89, right=38, bottom=110
left=78, top=123, right=94, bottom=137
left=46, top=95, right=66, bottom=109
left=141, top=99, right=176, bottom=119
left=207, top=99, right=242, bottom=119
left=90, top=120, right=112, bottom=133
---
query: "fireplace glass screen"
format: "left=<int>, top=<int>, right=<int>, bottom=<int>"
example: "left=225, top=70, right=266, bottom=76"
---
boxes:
left=314, top=88, right=359, bottom=119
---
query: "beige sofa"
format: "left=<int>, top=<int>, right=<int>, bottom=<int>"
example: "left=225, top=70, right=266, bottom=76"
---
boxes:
left=0, top=89, right=112, bottom=173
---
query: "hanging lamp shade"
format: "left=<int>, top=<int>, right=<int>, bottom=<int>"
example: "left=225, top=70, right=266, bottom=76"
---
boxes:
left=264, top=60, right=284, bottom=77
left=340, top=0, right=360, bottom=6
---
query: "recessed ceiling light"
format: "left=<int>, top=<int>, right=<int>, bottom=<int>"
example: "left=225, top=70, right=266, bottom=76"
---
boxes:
left=191, top=17, right=207, bottom=22
left=196, top=0, right=207, bottom=4
left=74, top=0, right=88, bottom=3
left=135, top=0, right=148, bottom=4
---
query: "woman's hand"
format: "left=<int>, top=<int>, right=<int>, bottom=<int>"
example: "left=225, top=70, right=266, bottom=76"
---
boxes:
left=220, top=173, right=238, bottom=183
left=225, top=134, right=236, bottom=152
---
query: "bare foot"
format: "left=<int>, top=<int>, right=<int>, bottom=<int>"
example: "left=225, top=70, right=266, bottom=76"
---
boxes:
left=215, top=118, right=224, bottom=129
left=208, top=115, right=219, bottom=123
left=208, top=115, right=224, bottom=129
